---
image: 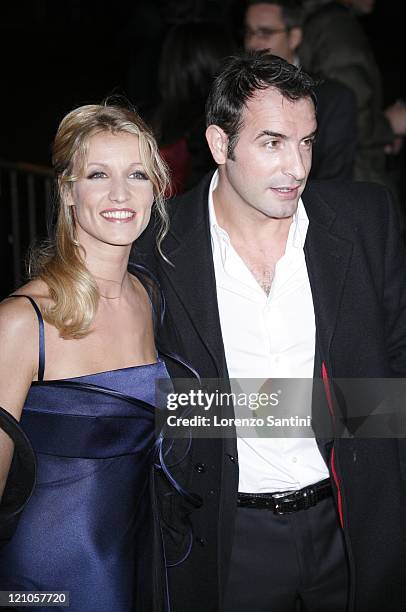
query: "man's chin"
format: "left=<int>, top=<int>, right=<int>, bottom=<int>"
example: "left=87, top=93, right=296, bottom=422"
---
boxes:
left=264, top=202, right=299, bottom=220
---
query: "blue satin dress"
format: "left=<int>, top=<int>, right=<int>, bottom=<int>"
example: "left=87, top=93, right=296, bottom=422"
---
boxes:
left=0, top=295, right=173, bottom=611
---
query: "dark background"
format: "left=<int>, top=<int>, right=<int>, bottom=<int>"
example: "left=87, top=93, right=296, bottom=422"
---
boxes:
left=1, top=0, right=404, bottom=168
left=0, top=0, right=405, bottom=298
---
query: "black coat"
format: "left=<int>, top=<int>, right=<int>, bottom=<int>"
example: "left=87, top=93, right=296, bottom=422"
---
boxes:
left=132, top=173, right=406, bottom=612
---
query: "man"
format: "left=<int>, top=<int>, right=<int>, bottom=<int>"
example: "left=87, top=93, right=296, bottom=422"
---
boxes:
left=243, top=0, right=358, bottom=180
left=299, top=0, right=406, bottom=186
left=132, top=51, right=406, bottom=611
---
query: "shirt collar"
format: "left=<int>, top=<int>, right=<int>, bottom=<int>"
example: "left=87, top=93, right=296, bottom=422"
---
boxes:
left=208, top=170, right=229, bottom=242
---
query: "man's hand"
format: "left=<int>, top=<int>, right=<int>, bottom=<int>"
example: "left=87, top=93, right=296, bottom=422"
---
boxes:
left=385, top=100, right=406, bottom=136
left=384, top=136, right=403, bottom=156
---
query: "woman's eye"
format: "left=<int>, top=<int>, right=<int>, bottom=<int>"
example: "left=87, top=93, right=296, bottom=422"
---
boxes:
left=86, top=170, right=149, bottom=180
left=130, top=170, right=148, bottom=180
left=87, top=171, right=107, bottom=179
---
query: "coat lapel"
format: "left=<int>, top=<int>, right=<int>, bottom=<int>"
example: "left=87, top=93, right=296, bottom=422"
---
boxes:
left=302, top=184, right=354, bottom=460
left=303, top=184, right=354, bottom=370
left=159, top=174, right=228, bottom=379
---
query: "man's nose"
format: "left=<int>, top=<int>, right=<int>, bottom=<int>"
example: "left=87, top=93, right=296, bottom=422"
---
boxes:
left=245, top=36, right=264, bottom=51
left=282, top=146, right=307, bottom=182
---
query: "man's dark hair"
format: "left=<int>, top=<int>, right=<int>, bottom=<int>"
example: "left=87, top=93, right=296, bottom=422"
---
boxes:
left=206, top=50, right=317, bottom=158
left=246, top=0, right=304, bottom=29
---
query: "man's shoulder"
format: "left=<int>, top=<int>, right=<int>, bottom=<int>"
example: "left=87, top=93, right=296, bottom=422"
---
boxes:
left=306, top=179, right=390, bottom=201
left=131, top=171, right=214, bottom=267
left=304, top=179, right=394, bottom=223
left=305, top=2, right=352, bottom=29
left=302, top=2, right=364, bottom=56
left=163, top=171, right=214, bottom=240
left=168, top=172, right=213, bottom=217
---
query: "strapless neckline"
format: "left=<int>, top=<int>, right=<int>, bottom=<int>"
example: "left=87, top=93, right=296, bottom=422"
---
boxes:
left=32, top=358, right=165, bottom=384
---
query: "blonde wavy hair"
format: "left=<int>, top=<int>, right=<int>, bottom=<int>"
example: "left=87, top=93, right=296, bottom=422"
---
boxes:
left=30, top=103, right=170, bottom=339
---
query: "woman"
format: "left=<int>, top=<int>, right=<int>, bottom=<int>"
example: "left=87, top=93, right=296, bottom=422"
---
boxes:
left=0, top=103, right=174, bottom=610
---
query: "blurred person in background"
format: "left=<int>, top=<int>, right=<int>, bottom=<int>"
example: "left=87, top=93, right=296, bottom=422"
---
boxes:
left=153, top=21, right=235, bottom=194
left=299, top=0, right=406, bottom=189
left=244, top=0, right=358, bottom=180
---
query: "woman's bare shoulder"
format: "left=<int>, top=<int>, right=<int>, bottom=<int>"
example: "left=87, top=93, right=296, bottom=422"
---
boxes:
left=8, top=277, right=50, bottom=301
left=0, top=281, right=49, bottom=401
left=0, top=278, right=50, bottom=336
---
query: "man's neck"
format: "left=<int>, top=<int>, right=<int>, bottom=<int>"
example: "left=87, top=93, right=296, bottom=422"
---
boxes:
left=212, top=183, right=293, bottom=255
left=212, top=186, right=293, bottom=294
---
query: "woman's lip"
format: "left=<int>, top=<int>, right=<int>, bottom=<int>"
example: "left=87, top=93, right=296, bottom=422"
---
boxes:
left=100, top=208, right=136, bottom=223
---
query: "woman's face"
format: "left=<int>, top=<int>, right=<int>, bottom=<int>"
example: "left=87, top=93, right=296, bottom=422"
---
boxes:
left=69, top=130, right=154, bottom=251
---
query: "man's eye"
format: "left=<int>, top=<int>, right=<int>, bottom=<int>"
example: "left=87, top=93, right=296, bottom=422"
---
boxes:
left=130, top=170, right=148, bottom=180
left=87, top=171, right=107, bottom=179
left=266, top=140, right=279, bottom=149
left=303, top=138, right=315, bottom=148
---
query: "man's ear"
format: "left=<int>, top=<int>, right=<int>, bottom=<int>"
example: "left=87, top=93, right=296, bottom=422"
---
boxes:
left=206, top=125, right=229, bottom=165
left=289, top=27, right=302, bottom=54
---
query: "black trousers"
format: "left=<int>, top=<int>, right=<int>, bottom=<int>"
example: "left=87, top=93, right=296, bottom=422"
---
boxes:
left=223, top=495, right=349, bottom=612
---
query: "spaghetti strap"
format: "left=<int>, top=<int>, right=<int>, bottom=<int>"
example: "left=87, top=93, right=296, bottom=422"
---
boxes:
left=9, top=295, right=45, bottom=381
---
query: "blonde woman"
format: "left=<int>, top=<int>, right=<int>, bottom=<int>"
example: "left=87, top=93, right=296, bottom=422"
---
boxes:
left=0, top=104, right=173, bottom=610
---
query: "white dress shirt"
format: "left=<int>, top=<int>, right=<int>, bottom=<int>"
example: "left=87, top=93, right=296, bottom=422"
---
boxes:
left=209, top=171, right=329, bottom=492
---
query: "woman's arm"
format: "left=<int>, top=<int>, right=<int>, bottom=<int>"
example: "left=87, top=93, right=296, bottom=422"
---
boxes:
left=0, top=298, right=37, bottom=498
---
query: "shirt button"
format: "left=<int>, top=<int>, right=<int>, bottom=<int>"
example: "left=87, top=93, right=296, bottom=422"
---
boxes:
left=292, top=457, right=298, bottom=463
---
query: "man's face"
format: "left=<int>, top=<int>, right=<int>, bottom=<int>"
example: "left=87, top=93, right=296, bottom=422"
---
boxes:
left=244, top=3, right=300, bottom=63
left=218, top=87, right=316, bottom=222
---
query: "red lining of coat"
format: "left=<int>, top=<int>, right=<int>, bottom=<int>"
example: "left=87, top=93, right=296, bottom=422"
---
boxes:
left=322, top=362, right=344, bottom=528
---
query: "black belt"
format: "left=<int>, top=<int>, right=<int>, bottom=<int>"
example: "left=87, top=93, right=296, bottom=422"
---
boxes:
left=237, top=478, right=332, bottom=514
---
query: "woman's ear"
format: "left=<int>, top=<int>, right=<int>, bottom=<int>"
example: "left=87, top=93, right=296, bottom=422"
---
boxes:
left=205, top=125, right=230, bottom=165
left=62, top=183, right=75, bottom=208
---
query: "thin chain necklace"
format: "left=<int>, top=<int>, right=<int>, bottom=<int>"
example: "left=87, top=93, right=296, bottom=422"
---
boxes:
left=94, top=274, right=127, bottom=300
